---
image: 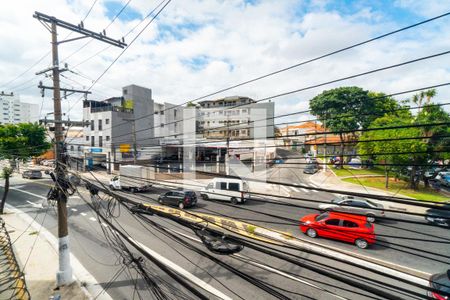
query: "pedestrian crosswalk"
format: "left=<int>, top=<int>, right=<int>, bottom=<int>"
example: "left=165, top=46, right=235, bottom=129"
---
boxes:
left=284, top=183, right=320, bottom=194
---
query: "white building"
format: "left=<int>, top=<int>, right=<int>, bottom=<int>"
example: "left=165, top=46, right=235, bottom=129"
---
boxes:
left=197, top=96, right=274, bottom=140
left=0, top=93, right=39, bottom=124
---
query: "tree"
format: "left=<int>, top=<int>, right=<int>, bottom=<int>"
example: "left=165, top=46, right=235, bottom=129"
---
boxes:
left=0, top=123, right=51, bottom=214
left=359, top=110, right=427, bottom=189
left=412, top=89, right=436, bottom=113
left=309, top=87, right=399, bottom=167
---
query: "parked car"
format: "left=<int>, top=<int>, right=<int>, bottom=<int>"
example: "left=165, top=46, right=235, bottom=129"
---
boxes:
left=318, top=195, right=385, bottom=223
left=303, top=164, right=319, bottom=174
left=22, top=170, right=43, bottom=179
left=424, top=167, right=444, bottom=179
left=428, top=270, right=450, bottom=299
left=299, top=212, right=376, bottom=249
left=200, top=178, right=249, bottom=204
left=425, top=213, right=450, bottom=228
left=158, top=190, right=197, bottom=209
left=348, top=158, right=362, bottom=169
left=41, top=159, right=55, bottom=167
left=436, top=172, right=450, bottom=187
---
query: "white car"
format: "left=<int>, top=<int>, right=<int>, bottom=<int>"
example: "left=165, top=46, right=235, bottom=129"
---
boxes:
left=200, top=178, right=250, bottom=204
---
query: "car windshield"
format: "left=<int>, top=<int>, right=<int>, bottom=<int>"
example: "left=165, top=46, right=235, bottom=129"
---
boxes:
left=331, top=198, right=340, bottom=204
left=315, top=212, right=329, bottom=222
left=431, top=273, right=450, bottom=293
left=185, top=191, right=196, bottom=197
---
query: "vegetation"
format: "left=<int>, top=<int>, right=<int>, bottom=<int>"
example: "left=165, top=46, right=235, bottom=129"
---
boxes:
left=0, top=123, right=51, bottom=214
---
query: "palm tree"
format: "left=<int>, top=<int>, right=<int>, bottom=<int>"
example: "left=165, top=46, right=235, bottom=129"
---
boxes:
left=425, top=89, right=437, bottom=105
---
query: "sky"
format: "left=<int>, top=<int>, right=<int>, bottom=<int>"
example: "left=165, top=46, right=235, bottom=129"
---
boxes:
left=0, top=0, right=449, bottom=124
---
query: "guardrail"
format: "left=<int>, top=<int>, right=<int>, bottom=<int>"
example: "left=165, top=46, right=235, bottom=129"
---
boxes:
left=0, top=217, right=30, bottom=300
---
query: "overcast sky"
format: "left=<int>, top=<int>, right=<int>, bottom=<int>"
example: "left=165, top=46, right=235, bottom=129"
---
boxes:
left=0, top=0, right=449, bottom=123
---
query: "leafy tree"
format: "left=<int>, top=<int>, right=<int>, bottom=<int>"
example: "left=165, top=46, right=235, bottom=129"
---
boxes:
left=359, top=110, right=427, bottom=189
left=309, top=87, right=399, bottom=167
left=412, top=89, right=436, bottom=112
left=0, top=123, right=51, bottom=214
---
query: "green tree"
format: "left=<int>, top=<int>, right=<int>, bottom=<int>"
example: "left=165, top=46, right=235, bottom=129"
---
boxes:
left=0, top=123, right=51, bottom=214
left=359, top=110, right=427, bottom=189
left=309, top=87, right=399, bottom=167
left=412, top=89, right=437, bottom=113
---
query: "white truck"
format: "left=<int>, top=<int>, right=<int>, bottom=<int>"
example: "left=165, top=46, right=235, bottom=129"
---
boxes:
left=109, top=165, right=154, bottom=192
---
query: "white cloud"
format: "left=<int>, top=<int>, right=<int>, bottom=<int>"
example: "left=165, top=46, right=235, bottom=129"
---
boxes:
left=0, top=0, right=449, bottom=125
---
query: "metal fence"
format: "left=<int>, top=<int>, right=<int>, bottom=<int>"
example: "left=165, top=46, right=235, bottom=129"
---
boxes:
left=0, top=217, right=30, bottom=300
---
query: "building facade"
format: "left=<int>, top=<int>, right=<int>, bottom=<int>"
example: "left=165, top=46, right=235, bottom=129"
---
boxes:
left=197, top=96, right=274, bottom=140
left=0, top=93, right=39, bottom=124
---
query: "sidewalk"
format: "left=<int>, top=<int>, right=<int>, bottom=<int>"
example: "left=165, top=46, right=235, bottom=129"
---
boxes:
left=1, top=208, right=90, bottom=300
left=310, top=170, right=447, bottom=213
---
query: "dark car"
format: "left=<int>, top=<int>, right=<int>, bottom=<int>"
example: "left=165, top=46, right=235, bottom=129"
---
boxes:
left=426, top=214, right=450, bottom=228
left=22, top=170, right=43, bottom=179
left=428, top=270, right=450, bottom=299
left=303, top=164, right=319, bottom=174
left=158, top=190, right=197, bottom=209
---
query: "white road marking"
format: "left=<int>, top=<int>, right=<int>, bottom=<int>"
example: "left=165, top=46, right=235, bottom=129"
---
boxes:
left=101, top=223, right=109, bottom=228
left=12, top=185, right=25, bottom=189
left=89, top=217, right=97, bottom=222
left=290, top=187, right=300, bottom=193
left=26, top=200, right=41, bottom=208
left=126, top=235, right=232, bottom=300
left=71, top=208, right=78, bottom=212
left=10, top=187, right=46, bottom=200
left=280, top=185, right=290, bottom=193
left=300, top=188, right=309, bottom=193
left=234, top=254, right=348, bottom=300
left=81, top=213, right=87, bottom=216
left=310, top=189, right=319, bottom=193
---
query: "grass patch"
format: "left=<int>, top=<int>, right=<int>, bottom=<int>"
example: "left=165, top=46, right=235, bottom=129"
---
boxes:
left=246, top=225, right=256, bottom=235
left=332, top=166, right=386, bottom=177
left=342, top=177, right=449, bottom=202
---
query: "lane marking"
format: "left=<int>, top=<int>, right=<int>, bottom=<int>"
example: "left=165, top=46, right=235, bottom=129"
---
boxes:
left=26, top=200, right=41, bottom=208
left=290, top=187, right=300, bottom=193
left=10, top=187, right=46, bottom=200
left=81, top=213, right=87, bottom=216
left=300, top=188, right=309, bottom=193
left=12, top=185, right=25, bottom=189
left=127, top=235, right=232, bottom=300
left=280, top=185, right=290, bottom=193
left=89, top=217, right=97, bottom=222
left=71, top=208, right=78, bottom=212
left=234, top=254, right=348, bottom=300
left=101, top=223, right=108, bottom=228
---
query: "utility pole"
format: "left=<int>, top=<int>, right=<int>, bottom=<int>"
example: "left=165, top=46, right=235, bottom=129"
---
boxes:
left=34, top=11, right=126, bottom=287
left=132, top=120, right=137, bottom=164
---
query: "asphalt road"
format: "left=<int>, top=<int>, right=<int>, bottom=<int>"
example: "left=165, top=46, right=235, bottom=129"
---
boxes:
left=3, top=171, right=447, bottom=300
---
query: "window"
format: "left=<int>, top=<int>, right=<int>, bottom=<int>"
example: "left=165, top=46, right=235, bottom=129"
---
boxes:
left=86, top=136, right=89, bottom=141
left=105, top=118, right=109, bottom=125
left=160, top=110, right=164, bottom=115
left=174, top=110, right=177, bottom=118
left=99, top=136, right=103, bottom=147
left=216, top=182, right=227, bottom=190
left=353, top=201, right=370, bottom=208
left=91, top=136, right=95, bottom=147
left=70, top=145, right=74, bottom=151
left=228, top=183, right=239, bottom=191
left=123, top=89, right=127, bottom=95
left=106, top=136, right=110, bottom=141
left=98, top=119, right=102, bottom=131
left=77, top=146, right=81, bottom=151
left=90, top=120, right=94, bottom=130
left=343, top=220, right=358, bottom=228
left=325, top=219, right=340, bottom=226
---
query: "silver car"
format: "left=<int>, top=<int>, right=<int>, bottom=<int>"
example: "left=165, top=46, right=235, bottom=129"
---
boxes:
left=318, top=196, right=385, bottom=223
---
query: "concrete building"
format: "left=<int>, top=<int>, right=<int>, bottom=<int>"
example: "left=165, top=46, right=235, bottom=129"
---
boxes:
left=83, top=85, right=155, bottom=170
left=197, top=96, right=274, bottom=140
left=0, top=93, right=39, bottom=124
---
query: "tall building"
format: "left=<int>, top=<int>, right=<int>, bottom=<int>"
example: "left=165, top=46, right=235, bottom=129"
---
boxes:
left=0, top=93, right=39, bottom=124
left=197, top=96, right=274, bottom=140
left=83, top=85, right=155, bottom=170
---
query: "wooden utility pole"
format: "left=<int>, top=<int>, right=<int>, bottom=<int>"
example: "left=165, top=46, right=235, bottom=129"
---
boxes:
left=34, top=11, right=126, bottom=287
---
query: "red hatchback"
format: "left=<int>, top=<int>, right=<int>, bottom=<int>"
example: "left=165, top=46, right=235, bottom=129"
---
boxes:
left=300, top=212, right=376, bottom=249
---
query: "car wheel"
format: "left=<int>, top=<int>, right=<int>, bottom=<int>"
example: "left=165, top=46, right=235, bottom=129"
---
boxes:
left=158, top=198, right=163, bottom=204
left=355, top=238, right=368, bottom=249
left=109, top=185, right=115, bottom=190
left=201, top=194, right=209, bottom=200
left=231, top=197, right=238, bottom=205
left=366, top=214, right=376, bottom=223
left=178, top=202, right=185, bottom=209
left=306, top=228, right=318, bottom=238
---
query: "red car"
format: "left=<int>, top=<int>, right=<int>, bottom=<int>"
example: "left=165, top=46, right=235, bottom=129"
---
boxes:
left=300, top=212, right=376, bottom=249
left=428, top=270, right=450, bottom=299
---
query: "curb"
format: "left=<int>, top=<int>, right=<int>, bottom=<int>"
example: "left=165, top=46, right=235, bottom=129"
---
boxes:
left=5, top=204, right=112, bottom=300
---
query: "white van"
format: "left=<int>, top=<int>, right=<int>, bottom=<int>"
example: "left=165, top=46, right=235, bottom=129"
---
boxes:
left=200, top=178, right=250, bottom=204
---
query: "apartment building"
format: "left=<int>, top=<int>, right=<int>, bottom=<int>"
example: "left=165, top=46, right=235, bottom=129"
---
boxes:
left=197, top=96, right=274, bottom=140
left=83, top=85, right=155, bottom=169
left=0, top=93, right=39, bottom=124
